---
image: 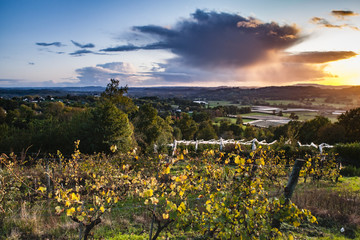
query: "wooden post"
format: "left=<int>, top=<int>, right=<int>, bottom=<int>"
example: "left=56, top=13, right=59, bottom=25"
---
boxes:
left=284, top=159, right=305, bottom=202
left=45, top=158, right=50, bottom=197
left=272, top=159, right=305, bottom=229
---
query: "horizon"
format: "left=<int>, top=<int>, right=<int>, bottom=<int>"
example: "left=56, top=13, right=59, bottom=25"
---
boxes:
left=1, top=0, right=360, bottom=88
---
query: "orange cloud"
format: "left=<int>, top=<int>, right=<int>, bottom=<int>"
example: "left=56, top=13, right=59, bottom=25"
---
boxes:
left=311, top=16, right=359, bottom=31
left=331, top=10, right=359, bottom=20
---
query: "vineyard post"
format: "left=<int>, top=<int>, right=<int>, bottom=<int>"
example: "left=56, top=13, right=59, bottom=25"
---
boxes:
left=251, top=139, right=256, bottom=151
left=272, top=159, right=305, bottom=229
left=172, top=140, right=177, bottom=156
left=45, top=158, right=50, bottom=197
left=284, top=159, right=305, bottom=201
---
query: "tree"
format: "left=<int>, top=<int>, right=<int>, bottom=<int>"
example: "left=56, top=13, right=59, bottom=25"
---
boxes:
left=133, top=104, right=173, bottom=153
left=236, top=115, right=243, bottom=125
left=0, top=107, right=6, bottom=124
left=101, top=79, right=136, bottom=114
left=289, top=112, right=299, bottom=120
left=298, top=116, right=330, bottom=144
left=338, top=107, right=360, bottom=142
left=196, top=121, right=217, bottom=140
left=176, top=113, right=198, bottom=140
left=90, top=100, right=135, bottom=153
left=317, top=123, right=346, bottom=144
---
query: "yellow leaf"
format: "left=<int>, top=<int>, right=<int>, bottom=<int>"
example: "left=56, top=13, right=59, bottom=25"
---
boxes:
left=177, top=202, right=186, bottom=213
left=89, top=208, right=94, bottom=212
left=38, top=186, right=46, bottom=193
left=66, top=207, right=76, bottom=216
left=110, top=145, right=117, bottom=153
left=65, top=200, right=71, bottom=207
left=143, top=189, right=153, bottom=198
left=164, top=166, right=170, bottom=174
left=100, top=206, right=105, bottom=213
left=163, top=213, right=169, bottom=219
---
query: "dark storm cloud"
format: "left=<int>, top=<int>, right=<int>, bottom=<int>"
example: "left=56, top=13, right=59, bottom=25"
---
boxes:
left=71, top=40, right=95, bottom=48
left=311, top=17, right=359, bottom=30
left=331, top=10, right=359, bottom=19
left=36, top=42, right=64, bottom=47
left=285, top=51, right=357, bottom=63
left=101, top=9, right=302, bottom=68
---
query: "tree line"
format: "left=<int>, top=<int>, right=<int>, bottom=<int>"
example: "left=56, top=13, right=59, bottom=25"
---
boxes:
left=1, top=79, right=360, bottom=156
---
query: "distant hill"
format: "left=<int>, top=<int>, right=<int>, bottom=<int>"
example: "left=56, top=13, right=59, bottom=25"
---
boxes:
left=1, top=85, right=360, bottom=103
left=292, top=83, right=352, bottom=89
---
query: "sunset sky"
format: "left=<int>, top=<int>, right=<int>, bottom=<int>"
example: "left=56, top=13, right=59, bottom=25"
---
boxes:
left=1, top=0, right=359, bottom=87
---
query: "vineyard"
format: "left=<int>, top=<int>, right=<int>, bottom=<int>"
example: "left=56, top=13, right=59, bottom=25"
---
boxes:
left=1, top=140, right=358, bottom=240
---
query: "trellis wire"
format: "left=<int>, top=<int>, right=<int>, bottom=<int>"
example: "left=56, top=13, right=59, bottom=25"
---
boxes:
left=169, top=138, right=334, bottom=155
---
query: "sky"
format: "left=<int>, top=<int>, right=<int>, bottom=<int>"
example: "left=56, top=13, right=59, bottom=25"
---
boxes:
left=0, top=0, right=360, bottom=88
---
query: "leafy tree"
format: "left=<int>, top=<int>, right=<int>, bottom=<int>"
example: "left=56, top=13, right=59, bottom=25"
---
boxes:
left=0, top=107, right=6, bottom=124
left=289, top=112, right=299, bottom=120
left=133, top=103, right=173, bottom=153
left=317, top=123, right=346, bottom=144
left=244, top=125, right=256, bottom=139
left=338, top=107, right=360, bottom=142
left=192, top=111, right=210, bottom=123
left=176, top=113, right=198, bottom=140
left=298, top=116, right=330, bottom=144
left=90, top=100, right=135, bottom=153
left=236, top=115, right=243, bottom=125
left=101, top=79, right=136, bottom=114
left=196, top=121, right=217, bottom=140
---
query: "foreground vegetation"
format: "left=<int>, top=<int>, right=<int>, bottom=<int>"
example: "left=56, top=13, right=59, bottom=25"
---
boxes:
left=1, top=141, right=359, bottom=239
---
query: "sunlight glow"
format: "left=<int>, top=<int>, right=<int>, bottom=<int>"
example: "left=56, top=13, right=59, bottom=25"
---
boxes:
left=322, top=55, right=360, bottom=85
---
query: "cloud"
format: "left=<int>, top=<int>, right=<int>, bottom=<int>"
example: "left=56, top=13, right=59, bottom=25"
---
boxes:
left=70, top=49, right=95, bottom=56
left=311, top=17, right=359, bottom=30
left=74, top=62, right=150, bottom=86
left=0, top=79, right=61, bottom=87
left=36, top=42, right=65, bottom=47
left=69, top=49, right=108, bottom=56
left=331, top=10, right=359, bottom=20
left=71, top=40, right=95, bottom=48
left=101, top=9, right=303, bottom=69
left=285, top=51, right=357, bottom=63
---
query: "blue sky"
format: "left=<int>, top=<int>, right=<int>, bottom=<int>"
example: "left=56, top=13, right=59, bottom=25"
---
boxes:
left=1, top=0, right=359, bottom=87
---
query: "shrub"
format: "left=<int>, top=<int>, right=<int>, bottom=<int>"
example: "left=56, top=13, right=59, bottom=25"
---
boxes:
left=334, top=143, right=360, bottom=167
left=340, top=166, right=360, bottom=177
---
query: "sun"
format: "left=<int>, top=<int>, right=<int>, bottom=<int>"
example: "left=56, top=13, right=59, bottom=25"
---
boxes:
left=321, top=55, right=360, bottom=86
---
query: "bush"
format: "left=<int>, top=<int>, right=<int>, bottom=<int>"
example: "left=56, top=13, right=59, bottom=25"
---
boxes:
left=340, top=166, right=360, bottom=177
left=334, top=143, right=360, bottom=167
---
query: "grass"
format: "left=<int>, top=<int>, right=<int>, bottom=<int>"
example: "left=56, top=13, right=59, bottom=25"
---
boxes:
left=291, top=177, right=360, bottom=239
left=334, top=177, right=360, bottom=193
